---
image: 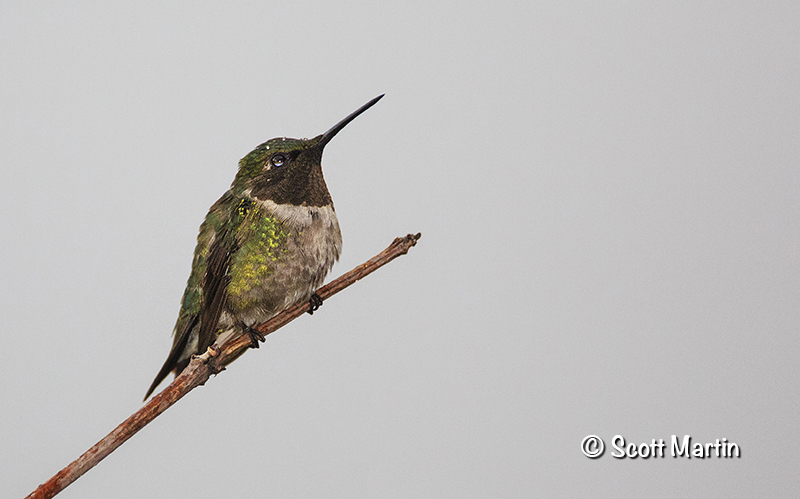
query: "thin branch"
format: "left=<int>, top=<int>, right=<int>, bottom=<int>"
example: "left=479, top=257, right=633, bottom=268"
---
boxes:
left=25, top=233, right=422, bottom=499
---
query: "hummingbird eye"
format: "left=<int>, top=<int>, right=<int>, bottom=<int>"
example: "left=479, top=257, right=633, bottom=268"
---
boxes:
left=270, top=154, right=286, bottom=168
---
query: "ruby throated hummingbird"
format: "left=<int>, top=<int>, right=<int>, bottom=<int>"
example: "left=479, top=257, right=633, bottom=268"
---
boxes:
left=145, top=95, right=384, bottom=400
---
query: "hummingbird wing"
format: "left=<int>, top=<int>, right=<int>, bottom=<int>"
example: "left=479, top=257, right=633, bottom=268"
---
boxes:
left=144, top=192, right=240, bottom=400
left=195, top=224, right=234, bottom=354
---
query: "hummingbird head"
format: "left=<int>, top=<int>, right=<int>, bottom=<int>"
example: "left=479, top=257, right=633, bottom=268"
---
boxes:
left=233, top=94, right=384, bottom=207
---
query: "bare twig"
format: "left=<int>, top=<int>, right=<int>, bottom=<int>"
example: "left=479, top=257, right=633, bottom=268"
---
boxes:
left=25, top=233, right=422, bottom=499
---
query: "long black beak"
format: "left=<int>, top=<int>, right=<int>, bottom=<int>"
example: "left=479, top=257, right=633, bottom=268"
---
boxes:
left=318, top=94, right=384, bottom=148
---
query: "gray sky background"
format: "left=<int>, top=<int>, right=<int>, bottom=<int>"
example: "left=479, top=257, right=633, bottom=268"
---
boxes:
left=2, top=1, right=799, bottom=497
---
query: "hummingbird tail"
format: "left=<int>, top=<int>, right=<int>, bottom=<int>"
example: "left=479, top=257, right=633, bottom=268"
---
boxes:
left=143, top=315, right=197, bottom=401
left=143, top=362, right=174, bottom=401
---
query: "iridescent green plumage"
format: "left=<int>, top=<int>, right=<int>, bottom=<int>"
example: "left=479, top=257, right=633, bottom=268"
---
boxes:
left=145, top=95, right=383, bottom=400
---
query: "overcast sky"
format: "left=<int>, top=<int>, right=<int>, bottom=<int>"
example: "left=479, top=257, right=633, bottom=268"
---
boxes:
left=2, top=1, right=799, bottom=497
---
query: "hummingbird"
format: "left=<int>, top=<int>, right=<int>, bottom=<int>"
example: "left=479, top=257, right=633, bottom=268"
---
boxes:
left=144, top=95, right=384, bottom=400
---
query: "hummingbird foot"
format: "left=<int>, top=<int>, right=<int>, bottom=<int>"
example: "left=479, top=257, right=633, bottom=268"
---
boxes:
left=242, top=323, right=266, bottom=349
left=307, top=292, right=323, bottom=315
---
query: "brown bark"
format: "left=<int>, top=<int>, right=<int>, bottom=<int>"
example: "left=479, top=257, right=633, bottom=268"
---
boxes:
left=25, top=233, right=421, bottom=499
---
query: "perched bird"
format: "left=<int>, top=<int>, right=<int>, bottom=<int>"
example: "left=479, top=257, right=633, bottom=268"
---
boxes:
left=145, top=95, right=384, bottom=400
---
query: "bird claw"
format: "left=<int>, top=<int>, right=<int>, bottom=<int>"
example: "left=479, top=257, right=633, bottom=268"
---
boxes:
left=307, top=292, right=323, bottom=315
left=243, top=324, right=265, bottom=348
